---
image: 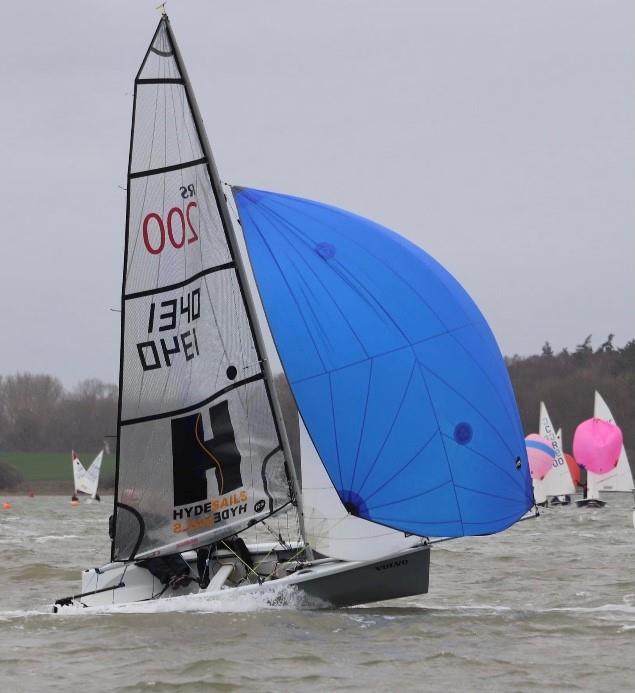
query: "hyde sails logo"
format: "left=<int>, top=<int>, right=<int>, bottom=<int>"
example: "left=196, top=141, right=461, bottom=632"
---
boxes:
left=170, top=401, right=248, bottom=534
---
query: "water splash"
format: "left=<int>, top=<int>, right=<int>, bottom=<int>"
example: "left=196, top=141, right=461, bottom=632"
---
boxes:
left=54, top=584, right=330, bottom=616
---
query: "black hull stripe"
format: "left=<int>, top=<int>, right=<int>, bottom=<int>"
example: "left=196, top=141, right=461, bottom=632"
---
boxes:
left=124, top=262, right=235, bottom=300
left=129, top=156, right=207, bottom=180
left=120, top=373, right=264, bottom=426
left=136, top=78, right=184, bottom=85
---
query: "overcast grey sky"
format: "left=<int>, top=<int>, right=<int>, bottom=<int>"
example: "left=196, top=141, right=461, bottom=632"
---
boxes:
left=2, top=0, right=633, bottom=387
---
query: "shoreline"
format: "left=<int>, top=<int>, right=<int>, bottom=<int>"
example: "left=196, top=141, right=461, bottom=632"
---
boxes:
left=1, top=481, right=114, bottom=496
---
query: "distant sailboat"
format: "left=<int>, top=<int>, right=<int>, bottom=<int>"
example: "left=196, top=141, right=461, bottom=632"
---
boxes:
left=577, top=392, right=634, bottom=508
left=538, top=403, right=575, bottom=505
left=53, top=14, right=532, bottom=612
left=526, top=433, right=555, bottom=507
left=71, top=450, right=103, bottom=502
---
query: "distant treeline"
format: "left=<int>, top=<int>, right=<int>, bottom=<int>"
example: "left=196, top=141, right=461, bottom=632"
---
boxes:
left=0, top=375, right=117, bottom=453
left=1, top=334, right=633, bottom=456
left=0, top=372, right=299, bottom=461
left=507, top=335, right=634, bottom=455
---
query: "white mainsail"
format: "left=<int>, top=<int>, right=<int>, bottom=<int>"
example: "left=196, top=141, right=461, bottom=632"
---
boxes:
left=588, top=391, right=634, bottom=494
left=538, top=402, right=575, bottom=496
left=532, top=477, right=548, bottom=505
left=112, top=19, right=295, bottom=561
left=72, top=450, right=85, bottom=495
left=83, top=450, right=103, bottom=498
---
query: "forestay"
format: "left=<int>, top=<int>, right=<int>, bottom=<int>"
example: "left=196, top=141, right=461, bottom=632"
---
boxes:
left=234, top=188, right=533, bottom=538
left=112, top=20, right=290, bottom=561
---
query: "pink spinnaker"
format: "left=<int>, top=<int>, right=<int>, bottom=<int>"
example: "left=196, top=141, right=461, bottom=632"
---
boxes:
left=525, top=433, right=555, bottom=481
left=572, top=418, right=623, bottom=475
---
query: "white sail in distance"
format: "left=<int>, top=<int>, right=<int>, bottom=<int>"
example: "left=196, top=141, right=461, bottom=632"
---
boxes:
left=72, top=450, right=103, bottom=498
left=72, top=450, right=86, bottom=495
left=532, top=477, right=548, bottom=505
left=588, top=391, right=634, bottom=493
left=538, top=402, right=575, bottom=496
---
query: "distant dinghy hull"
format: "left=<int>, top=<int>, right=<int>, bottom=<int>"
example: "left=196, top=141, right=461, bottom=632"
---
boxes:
left=575, top=498, right=606, bottom=509
left=550, top=495, right=571, bottom=506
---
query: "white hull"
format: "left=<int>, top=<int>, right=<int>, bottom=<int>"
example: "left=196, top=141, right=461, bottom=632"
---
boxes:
left=53, top=542, right=430, bottom=612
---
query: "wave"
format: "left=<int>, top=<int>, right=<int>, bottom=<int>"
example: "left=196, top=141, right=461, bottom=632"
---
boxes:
left=0, top=608, right=51, bottom=621
left=4, top=598, right=635, bottom=625
left=416, top=602, right=635, bottom=618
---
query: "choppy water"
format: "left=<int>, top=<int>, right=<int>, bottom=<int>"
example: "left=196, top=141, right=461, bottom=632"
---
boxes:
left=1, top=495, right=634, bottom=691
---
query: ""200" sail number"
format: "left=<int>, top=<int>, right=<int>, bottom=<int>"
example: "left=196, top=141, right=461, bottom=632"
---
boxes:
left=142, top=201, right=199, bottom=255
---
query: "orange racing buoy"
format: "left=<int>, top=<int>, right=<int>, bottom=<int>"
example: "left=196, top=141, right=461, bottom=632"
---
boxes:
left=2, top=502, right=12, bottom=510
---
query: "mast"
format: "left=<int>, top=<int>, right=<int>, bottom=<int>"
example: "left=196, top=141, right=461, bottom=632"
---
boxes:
left=162, top=16, right=310, bottom=554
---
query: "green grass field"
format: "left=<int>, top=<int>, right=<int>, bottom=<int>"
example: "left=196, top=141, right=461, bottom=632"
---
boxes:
left=0, top=452, right=116, bottom=483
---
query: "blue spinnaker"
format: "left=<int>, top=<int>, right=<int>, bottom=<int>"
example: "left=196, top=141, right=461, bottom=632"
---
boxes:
left=234, top=188, right=533, bottom=537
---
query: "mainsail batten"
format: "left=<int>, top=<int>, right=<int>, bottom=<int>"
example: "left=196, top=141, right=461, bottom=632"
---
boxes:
left=112, top=18, right=295, bottom=561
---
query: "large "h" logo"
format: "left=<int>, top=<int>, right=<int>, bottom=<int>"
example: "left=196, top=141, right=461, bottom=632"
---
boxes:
left=171, top=400, right=243, bottom=507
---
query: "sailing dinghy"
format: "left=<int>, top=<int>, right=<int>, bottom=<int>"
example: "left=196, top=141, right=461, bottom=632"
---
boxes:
left=577, top=391, right=634, bottom=508
left=53, top=14, right=532, bottom=612
left=71, top=450, right=104, bottom=502
left=525, top=434, right=554, bottom=507
left=538, top=403, right=575, bottom=505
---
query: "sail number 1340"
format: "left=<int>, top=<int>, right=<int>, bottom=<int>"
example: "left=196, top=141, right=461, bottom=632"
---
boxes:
left=136, top=289, right=201, bottom=371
